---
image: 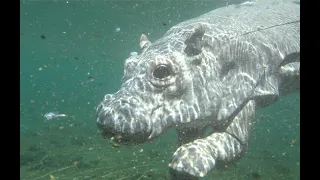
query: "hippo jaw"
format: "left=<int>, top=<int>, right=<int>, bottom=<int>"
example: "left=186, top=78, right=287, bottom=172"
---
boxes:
left=97, top=93, right=191, bottom=145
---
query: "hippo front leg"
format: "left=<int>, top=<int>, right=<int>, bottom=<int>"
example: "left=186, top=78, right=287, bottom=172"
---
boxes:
left=169, top=132, right=243, bottom=179
left=169, top=101, right=255, bottom=179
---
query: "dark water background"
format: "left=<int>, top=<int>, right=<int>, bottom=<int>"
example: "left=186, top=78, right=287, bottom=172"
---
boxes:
left=20, top=0, right=300, bottom=179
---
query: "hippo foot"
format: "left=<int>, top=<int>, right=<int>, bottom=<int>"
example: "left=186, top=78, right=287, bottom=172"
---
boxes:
left=169, top=168, right=199, bottom=180
left=168, top=144, right=216, bottom=178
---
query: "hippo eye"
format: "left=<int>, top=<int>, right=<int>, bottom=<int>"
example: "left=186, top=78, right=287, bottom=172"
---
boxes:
left=152, top=65, right=171, bottom=79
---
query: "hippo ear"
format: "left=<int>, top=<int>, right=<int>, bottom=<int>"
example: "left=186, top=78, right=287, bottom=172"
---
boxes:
left=184, top=26, right=205, bottom=57
left=140, top=34, right=152, bottom=53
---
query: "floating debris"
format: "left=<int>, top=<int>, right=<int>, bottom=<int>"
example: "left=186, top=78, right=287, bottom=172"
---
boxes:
left=40, top=34, right=46, bottom=39
left=112, top=143, right=120, bottom=148
left=81, top=76, right=95, bottom=85
left=44, top=112, right=67, bottom=120
left=251, top=172, right=261, bottom=180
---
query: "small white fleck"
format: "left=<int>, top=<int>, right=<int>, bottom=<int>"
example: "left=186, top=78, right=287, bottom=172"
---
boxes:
left=130, top=51, right=138, bottom=56
left=139, top=148, right=143, bottom=153
left=116, top=27, right=121, bottom=32
left=89, top=148, right=94, bottom=151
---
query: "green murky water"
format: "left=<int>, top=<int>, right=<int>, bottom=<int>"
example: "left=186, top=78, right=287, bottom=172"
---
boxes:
left=20, top=1, right=300, bottom=179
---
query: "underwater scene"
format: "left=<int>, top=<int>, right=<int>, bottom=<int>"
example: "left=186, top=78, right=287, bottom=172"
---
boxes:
left=20, top=0, right=300, bottom=179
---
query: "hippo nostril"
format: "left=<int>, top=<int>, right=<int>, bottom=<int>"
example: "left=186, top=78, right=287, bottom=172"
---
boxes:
left=104, top=94, right=114, bottom=101
left=120, top=99, right=129, bottom=106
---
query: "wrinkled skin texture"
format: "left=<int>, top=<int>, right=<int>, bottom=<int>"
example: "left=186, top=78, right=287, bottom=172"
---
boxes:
left=96, top=0, right=300, bottom=179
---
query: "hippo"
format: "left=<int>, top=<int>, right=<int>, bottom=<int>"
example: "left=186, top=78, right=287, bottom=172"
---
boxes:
left=96, top=0, right=300, bottom=179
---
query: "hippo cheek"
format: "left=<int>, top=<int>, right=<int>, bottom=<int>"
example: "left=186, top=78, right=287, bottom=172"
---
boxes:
left=148, top=106, right=164, bottom=140
left=148, top=106, right=174, bottom=140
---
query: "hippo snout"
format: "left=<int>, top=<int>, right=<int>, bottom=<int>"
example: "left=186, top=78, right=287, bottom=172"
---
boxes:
left=96, top=94, right=153, bottom=145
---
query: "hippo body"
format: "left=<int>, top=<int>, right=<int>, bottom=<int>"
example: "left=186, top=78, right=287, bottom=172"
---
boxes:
left=96, top=0, right=300, bottom=179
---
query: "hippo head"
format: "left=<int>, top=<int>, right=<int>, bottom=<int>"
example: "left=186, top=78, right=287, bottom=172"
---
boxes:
left=96, top=25, right=256, bottom=145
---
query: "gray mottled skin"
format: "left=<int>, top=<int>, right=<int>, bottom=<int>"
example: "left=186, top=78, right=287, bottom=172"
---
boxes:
left=96, top=0, right=300, bottom=179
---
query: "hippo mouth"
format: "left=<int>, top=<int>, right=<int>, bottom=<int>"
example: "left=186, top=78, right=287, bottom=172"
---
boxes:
left=98, top=123, right=151, bottom=145
left=97, top=101, right=167, bottom=145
